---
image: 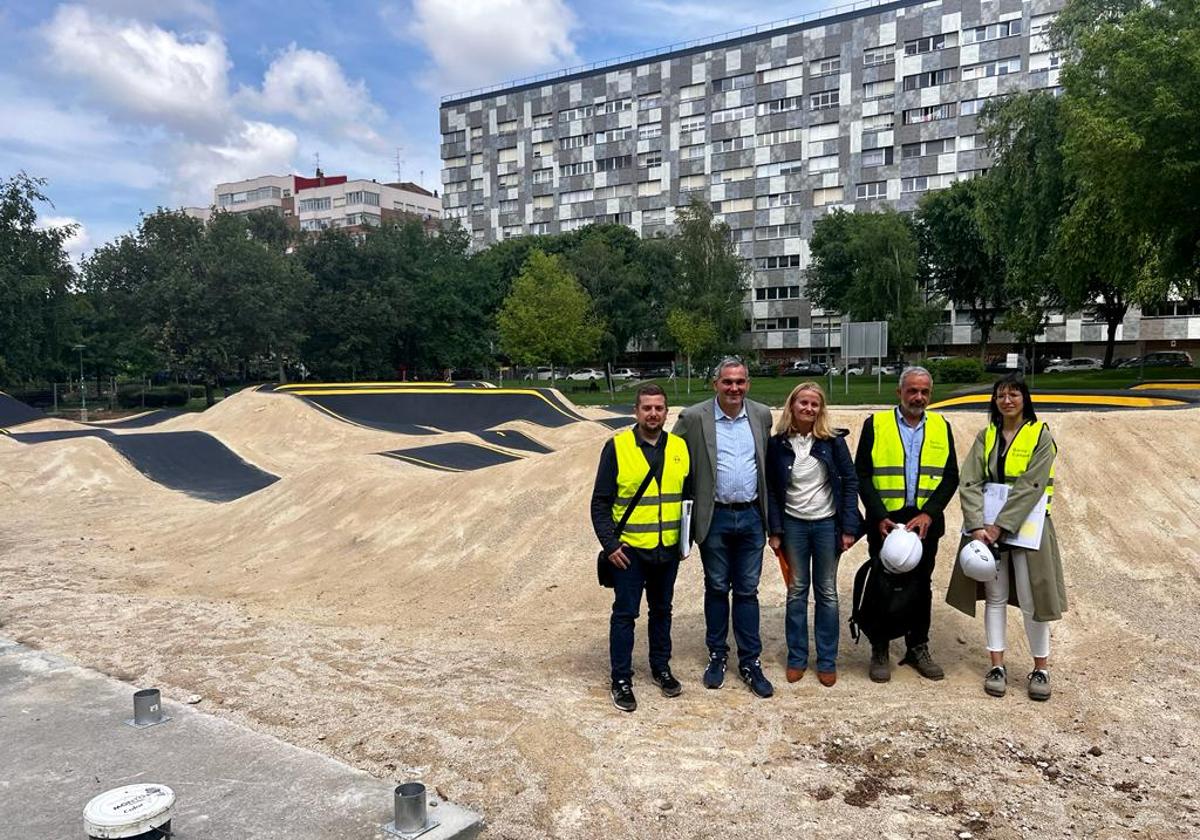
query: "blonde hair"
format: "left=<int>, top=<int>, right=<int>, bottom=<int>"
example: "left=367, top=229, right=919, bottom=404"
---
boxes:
left=775, top=381, right=834, bottom=439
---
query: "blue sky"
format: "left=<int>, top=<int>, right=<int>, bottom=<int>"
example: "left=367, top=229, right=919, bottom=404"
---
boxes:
left=0, top=0, right=831, bottom=260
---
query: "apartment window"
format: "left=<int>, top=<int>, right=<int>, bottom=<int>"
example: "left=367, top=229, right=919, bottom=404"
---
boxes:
left=855, top=181, right=887, bottom=200
left=638, top=94, right=662, bottom=110
left=863, top=46, right=894, bottom=66
left=862, top=113, right=895, bottom=131
left=711, top=167, right=753, bottom=184
left=344, top=190, right=379, bottom=207
left=958, top=133, right=986, bottom=151
left=594, top=183, right=633, bottom=199
left=901, top=174, right=955, bottom=193
left=642, top=208, right=666, bottom=224
left=679, top=83, right=706, bottom=100
left=863, top=80, right=895, bottom=100
left=679, top=174, right=706, bottom=191
left=560, top=189, right=593, bottom=204
left=757, top=96, right=802, bottom=116
left=962, top=57, right=1022, bottom=81
left=904, top=34, right=948, bottom=55
left=713, top=135, right=754, bottom=152
left=756, top=159, right=805, bottom=178
left=963, top=20, right=1022, bottom=44
left=680, top=115, right=706, bottom=132
left=470, top=178, right=483, bottom=190
left=758, top=62, right=805, bottom=84
left=637, top=124, right=662, bottom=140
left=299, top=218, right=330, bottom=231
left=812, top=56, right=841, bottom=77
left=470, top=126, right=483, bottom=139
left=810, top=91, right=840, bottom=111
left=471, top=152, right=482, bottom=164
left=560, top=160, right=594, bottom=176
left=638, top=180, right=663, bottom=197
left=712, top=73, right=755, bottom=93
left=715, top=197, right=754, bottom=213
left=533, top=195, right=554, bottom=209
left=808, top=154, right=840, bottom=173
left=861, top=147, right=894, bottom=167
left=444, top=206, right=468, bottom=219
left=758, top=128, right=804, bottom=147
left=501, top=225, right=523, bottom=239
left=595, top=127, right=633, bottom=144
left=638, top=151, right=662, bottom=168
left=754, top=317, right=801, bottom=331
left=755, top=285, right=802, bottom=300
left=756, top=254, right=803, bottom=269
left=532, top=168, right=553, bottom=184
left=298, top=197, right=332, bottom=212
left=901, top=137, right=955, bottom=159
left=903, top=103, right=956, bottom=125
left=813, top=186, right=844, bottom=206
left=496, top=119, right=517, bottom=133
left=497, top=173, right=519, bottom=188
left=531, top=142, right=554, bottom=163
left=443, top=156, right=466, bottom=168
left=1030, top=15, right=1056, bottom=37
left=442, top=130, right=465, bottom=144
left=756, top=192, right=803, bottom=209
left=559, top=104, right=594, bottom=122
left=596, top=155, right=632, bottom=171
left=497, top=146, right=518, bottom=163
left=498, top=199, right=520, bottom=213
left=681, top=144, right=706, bottom=159
left=712, top=105, right=753, bottom=123
left=530, top=222, right=551, bottom=235
left=903, top=68, right=955, bottom=91
left=559, top=133, right=593, bottom=149
left=598, top=98, right=632, bottom=114
left=532, top=113, right=553, bottom=129
left=756, top=224, right=802, bottom=241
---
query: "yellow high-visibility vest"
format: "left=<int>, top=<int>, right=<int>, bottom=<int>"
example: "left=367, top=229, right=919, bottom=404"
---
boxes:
left=984, top=421, right=1055, bottom=514
left=870, top=410, right=950, bottom=512
left=612, top=430, right=690, bottom=550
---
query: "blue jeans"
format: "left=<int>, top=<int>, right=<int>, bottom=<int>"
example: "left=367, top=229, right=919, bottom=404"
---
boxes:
left=609, top=553, right=680, bottom=683
left=699, top=505, right=765, bottom=666
left=783, top=515, right=840, bottom=672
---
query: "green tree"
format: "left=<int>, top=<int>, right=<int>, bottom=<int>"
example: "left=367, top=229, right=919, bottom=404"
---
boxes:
left=0, top=173, right=78, bottom=384
left=915, top=180, right=1007, bottom=360
left=566, top=225, right=656, bottom=363
left=670, top=196, right=748, bottom=348
left=497, top=249, right=604, bottom=372
left=665, top=308, right=718, bottom=393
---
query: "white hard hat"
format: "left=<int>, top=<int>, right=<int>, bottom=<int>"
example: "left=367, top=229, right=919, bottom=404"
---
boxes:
left=880, top=527, right=922, bottom=574
left=959, top=539, right=999, bottom=582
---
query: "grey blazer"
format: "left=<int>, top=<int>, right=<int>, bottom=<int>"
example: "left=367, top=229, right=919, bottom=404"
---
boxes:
left=672, top=397, right=773, bottom=544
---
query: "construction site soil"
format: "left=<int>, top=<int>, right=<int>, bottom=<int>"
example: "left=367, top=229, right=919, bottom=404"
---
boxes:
left=2, top=389, right=1198, bottom=839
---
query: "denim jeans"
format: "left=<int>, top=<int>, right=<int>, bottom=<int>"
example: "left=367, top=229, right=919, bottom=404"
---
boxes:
left=699, top=505, right=765, bottom=666
left=609, top=552, right=680, bottom=683
left=782, top=514, right=840, bottom=672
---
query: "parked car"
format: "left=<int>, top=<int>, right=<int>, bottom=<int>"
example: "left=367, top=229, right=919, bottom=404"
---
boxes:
left=611, top=367, right=641, bottom=380
left=1044, top=357, right=1103, bottom=373
left=1141, top=350, right=1193, bottom=367
left=788, top=360, right=828, bottom=376
left=985, top=354, right=1031, bottom=373
left=532, top=366, right=556, bottom=381
left=879, top=364, right=900, bottom=376
left=828, top=365, right=864, bottom=376
left=1114, top=356, right=1141, bottom=368
left=567, top=368, right=605, bottom=381
left=644, top=365, right=675, bottom=378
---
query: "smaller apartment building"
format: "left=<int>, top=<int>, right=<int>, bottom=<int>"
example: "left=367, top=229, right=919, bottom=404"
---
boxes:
left=214, top=172, right=442, bottom=233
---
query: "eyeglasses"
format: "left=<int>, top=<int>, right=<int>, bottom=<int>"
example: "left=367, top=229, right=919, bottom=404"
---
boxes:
left=996, top=393, right=1023, bottom=402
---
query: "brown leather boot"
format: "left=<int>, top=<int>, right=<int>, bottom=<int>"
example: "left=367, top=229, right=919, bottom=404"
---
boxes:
left=786, top=667, right=805, bottom=683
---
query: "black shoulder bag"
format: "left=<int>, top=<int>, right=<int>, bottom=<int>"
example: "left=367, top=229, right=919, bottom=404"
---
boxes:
left=597, top=445, right=664, bottom=588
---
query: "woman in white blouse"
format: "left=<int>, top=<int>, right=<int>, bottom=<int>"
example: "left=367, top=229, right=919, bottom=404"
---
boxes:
left=766, top=382, right=863, bottom=686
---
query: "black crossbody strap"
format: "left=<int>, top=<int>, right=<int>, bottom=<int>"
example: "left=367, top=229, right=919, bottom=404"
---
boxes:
left=613, top=437, right=666, bottom=540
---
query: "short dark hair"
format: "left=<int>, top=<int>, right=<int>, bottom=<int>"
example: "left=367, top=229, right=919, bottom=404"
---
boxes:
left=635, top=382, right=667, bottom=408
left=989, top=373, right=1038, bottom=425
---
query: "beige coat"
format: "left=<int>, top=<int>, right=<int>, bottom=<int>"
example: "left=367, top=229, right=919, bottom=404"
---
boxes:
left=946, top=423, right=1068, bottom=622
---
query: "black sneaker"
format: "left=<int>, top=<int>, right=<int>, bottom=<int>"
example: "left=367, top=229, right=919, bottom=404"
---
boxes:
left=739, top=660, right=775, bottom=698
left=611, top=679, right=636, bottom=712
left=651, top=667, right=683, bottom=698
left=703, top=652, right=727, bottom=689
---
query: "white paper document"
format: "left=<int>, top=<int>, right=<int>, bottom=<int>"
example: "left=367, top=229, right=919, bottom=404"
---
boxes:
left=679, top=500, right=694, bottom=557
left=972, top=482, right=1047, bottom=550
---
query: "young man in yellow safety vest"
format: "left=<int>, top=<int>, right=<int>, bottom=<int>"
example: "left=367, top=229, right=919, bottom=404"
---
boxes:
left=590, top=382, right=691, bottom=712
left=855, top=365, right=960, bottom=683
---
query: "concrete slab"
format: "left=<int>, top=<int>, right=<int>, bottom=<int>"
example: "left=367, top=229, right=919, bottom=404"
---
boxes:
left=0, top=638, right=482, bottom=839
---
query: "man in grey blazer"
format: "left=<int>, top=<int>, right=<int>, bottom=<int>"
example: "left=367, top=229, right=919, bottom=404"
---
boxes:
left=672, top=357, right=775, bottom=698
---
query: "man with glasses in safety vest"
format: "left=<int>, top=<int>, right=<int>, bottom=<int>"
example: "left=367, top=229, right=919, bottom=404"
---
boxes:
left=591, top=382, right=691, bottom=713
left=855, top=365, right=960, bottom=683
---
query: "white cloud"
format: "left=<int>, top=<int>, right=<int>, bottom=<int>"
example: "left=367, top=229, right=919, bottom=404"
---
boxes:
left=405, top=0, right=579, bottom=92
left=37, top=215, right=92, bottom=263
left=241, top=44, right=390, bottom=154
left=171, top=121, right=299, bottom=206
left=84, top=0, right=219, bottom=28
left=41, top=4, right=233, bottom=136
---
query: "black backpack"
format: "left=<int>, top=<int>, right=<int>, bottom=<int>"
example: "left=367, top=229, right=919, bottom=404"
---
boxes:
left=848, top=555, right=926, bottom=644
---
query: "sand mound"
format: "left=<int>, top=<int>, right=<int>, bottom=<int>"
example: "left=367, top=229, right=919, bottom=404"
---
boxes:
left=2, top=405, right=1199, bottom=838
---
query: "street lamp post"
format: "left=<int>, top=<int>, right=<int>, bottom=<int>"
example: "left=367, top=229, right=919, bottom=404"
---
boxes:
left=73, top=344, right=86, bottom=421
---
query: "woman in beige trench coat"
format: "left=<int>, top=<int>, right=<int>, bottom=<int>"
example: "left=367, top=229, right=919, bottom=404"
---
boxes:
left=947, top=374, right=1067, bottom=700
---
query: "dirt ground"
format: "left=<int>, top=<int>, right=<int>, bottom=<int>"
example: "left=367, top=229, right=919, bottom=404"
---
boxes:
left=2, top=389, right=1199, bottom=839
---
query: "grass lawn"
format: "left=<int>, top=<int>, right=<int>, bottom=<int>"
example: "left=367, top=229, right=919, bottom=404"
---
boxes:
left=538, top=366, right=1200, bottom=409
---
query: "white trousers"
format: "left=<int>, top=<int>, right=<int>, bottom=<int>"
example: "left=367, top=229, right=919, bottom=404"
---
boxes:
left=983, top=549, right=1051, bottom=659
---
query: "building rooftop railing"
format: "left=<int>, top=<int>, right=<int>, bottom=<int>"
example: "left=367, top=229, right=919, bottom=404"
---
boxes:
left=441, top=0, right=902, bottom=104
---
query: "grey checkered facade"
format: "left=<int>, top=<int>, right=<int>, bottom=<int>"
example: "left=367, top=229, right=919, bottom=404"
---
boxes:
left=439, top=0, right=1066, bottom=358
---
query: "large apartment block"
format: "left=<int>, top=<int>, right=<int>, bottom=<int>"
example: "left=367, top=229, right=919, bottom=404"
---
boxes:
left=214, top=172, right=442, bottom=233
left=438, top=0, right=1077, bottom=360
